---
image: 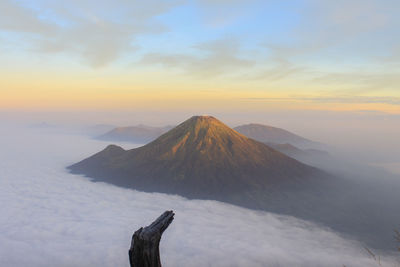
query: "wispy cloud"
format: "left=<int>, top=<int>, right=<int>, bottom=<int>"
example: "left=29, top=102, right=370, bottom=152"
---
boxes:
left=242, top=95, right=400, bottom=106
left=303, top=96, right=400, bottom=105
left=266, top=0, right=398, bottom=58
left=241, top=56, right=308, bottom=81
left=0, top=0, right=56, bottom=34
left=140, top=38, right=255, bottom=78
left=312, top=71, right=400, bottom=93
left=0, top=0, right=182, bottom=67
left=195, top=0, right=261, bottom=28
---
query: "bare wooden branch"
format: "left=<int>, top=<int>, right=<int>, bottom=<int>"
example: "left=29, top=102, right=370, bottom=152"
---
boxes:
left=129, top=210, right=175, bottom=267
left=395, top=229, right=400, bottom=252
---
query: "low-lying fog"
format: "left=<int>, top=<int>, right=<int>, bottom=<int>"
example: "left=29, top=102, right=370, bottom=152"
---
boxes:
left=0, top=116, right=399, bottom=266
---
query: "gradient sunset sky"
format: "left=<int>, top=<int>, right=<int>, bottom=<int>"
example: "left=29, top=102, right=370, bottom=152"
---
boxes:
left=1, top=0, right=399, bottom=114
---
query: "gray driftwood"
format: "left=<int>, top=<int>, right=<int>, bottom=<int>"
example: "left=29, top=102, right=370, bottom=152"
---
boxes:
left=129, top=210, right=175, bottom=267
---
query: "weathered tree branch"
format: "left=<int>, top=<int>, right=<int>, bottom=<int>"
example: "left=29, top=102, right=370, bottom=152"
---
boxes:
left=395, top=229, right=400, bottom=252
left=129, top=210, right=175, bottom=267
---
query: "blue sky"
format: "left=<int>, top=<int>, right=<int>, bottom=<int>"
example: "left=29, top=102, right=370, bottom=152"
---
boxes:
left=0, top=0, right=399, bottom=112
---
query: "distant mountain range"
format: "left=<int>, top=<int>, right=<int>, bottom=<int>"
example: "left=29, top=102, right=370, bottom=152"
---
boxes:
left=84, top=124, right=116, bottom=137
left=233, top=123, right=321, bottom=149
left=97, top=125, right=174, bottom=143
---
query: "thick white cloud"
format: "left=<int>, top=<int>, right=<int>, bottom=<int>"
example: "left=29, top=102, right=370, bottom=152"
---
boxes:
left=0, top=125, right=396, bottom=266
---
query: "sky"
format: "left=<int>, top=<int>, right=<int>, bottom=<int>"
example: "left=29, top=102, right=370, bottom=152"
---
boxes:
left=1, top=3, right=400, bottom=264
left=0, top=0, right=399, bottom=113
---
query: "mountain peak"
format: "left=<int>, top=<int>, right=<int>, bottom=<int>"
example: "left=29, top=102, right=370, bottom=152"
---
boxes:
left=172, top=115, right=242, bottom=139
left=145, top=115, right=250, bottom=160
left=185, top=115, right=222, bottom=127
left=186, top=115, right=229, bottom=129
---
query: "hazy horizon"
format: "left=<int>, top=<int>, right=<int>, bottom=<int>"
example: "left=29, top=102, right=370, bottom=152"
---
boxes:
left=2, top=109, right=400, bottom=171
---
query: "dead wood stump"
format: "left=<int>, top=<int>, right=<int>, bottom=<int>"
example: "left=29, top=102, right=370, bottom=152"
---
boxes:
left=129, top=210, right=175, bottom=267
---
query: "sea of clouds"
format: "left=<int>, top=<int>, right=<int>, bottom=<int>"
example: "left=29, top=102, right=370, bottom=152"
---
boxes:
left=0, top=125, right=397, bottom=267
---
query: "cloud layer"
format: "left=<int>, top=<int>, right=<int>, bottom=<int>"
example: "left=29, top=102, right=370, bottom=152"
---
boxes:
left=0, top=125, right=397, bottom=266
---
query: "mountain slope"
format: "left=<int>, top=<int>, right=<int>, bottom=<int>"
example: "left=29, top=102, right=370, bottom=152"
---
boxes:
left=234, top=123, right=319, bottom=148
left=69, top=116, right=320, bottom=200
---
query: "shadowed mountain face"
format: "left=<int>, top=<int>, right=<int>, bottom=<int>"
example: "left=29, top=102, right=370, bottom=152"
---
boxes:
left=234, top=123, right=319, bottom=149
left=98, top=125, right=173, bottom=143
left=70, top=116, right=320, bottom=201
